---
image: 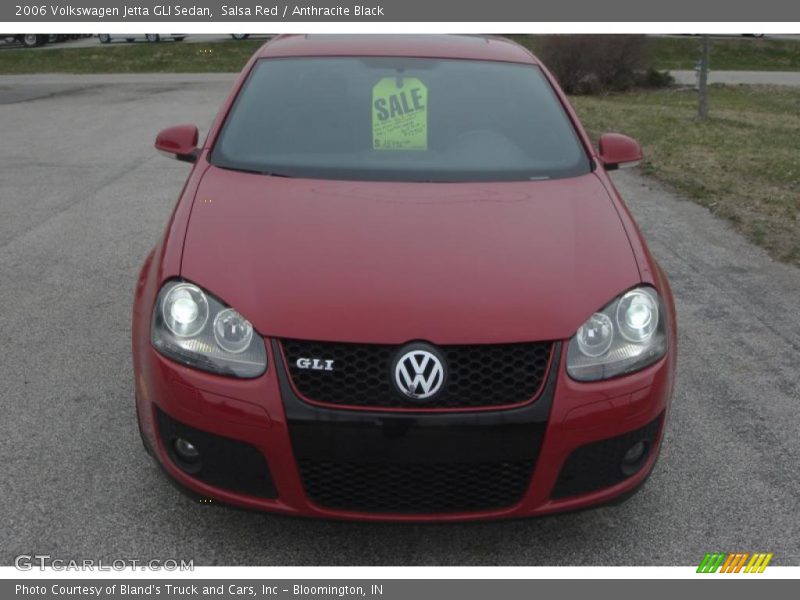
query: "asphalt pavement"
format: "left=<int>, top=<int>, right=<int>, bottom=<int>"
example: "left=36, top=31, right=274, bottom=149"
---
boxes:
left=0, top=74, right=798, bottom=566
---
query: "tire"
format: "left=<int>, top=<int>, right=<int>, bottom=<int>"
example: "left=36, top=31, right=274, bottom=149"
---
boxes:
left=231, top=34, right=250, bottom=40
left=21, top=34, right=43, bottom=48
left=125, top=38, right=135, bottom=43
left=98, top=34, right=111, bottom=44
left=145, top=34, right=160, bottom=43
left=173, top=36, right=186, bottom=42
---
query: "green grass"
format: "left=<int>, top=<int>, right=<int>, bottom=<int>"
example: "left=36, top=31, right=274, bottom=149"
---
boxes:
left=2, top=35, right=799, bottom=75
left=507, top=35, right=800, bottom=72
left=0, top=40, right=261, bottom=74
left=572, top=85, right=800, bottom=265
left=647, top=36, right=800, bottom=71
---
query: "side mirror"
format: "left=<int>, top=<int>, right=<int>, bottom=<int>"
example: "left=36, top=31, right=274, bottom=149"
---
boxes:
left=598, top=133, right=642, bottom=170
left=155, top=124, right=199, bottom=163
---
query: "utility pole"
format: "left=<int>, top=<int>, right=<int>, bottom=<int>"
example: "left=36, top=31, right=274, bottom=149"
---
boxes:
left=697, top=35, right=710, bottom=120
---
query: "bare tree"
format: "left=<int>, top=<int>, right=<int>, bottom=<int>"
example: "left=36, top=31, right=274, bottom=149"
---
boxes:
left=697, top=35, right=710, bottom=120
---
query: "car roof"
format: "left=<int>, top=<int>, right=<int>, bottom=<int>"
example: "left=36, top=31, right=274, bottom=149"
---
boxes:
left=256, top=34, right=539, bottom=64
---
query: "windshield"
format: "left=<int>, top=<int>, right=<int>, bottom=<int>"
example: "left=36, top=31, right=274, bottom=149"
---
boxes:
left=210, top=57, right=592, bottom=182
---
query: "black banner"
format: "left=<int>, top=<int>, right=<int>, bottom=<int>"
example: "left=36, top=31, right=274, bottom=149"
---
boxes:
left=3, top=0, right=799, bottom=22
left=4, top=579, right=797, bottom=600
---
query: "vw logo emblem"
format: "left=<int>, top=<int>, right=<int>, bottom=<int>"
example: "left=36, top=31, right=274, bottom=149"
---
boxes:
left=393, top=344, right=446, bottom=400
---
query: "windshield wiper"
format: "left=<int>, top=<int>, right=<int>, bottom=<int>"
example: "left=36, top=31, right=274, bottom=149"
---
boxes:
left=261, top=171, right=294, bottom=178
left=217, top=163, right=294, bottom=178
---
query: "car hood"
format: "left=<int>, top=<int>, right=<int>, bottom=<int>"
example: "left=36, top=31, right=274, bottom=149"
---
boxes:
left=181, top=166, right=640, bottom=344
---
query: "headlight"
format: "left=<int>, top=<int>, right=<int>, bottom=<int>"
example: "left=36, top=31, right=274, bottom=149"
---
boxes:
left=151, top=280, right=267, bottom=378
left=567, top=286, right=667, bottom=381
left=162, top=283, right=209, bottom=337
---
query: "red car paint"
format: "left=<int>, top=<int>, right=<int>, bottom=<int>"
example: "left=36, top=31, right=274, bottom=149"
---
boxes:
left=133, top=34, right=676, bottom=521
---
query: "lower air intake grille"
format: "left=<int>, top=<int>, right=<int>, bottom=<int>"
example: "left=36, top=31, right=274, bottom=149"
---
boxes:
left=551, top=413, right=663, bottom=499
left=155, top=406, right=276, bottom=499
left=298, top=459, right=533, bottom=514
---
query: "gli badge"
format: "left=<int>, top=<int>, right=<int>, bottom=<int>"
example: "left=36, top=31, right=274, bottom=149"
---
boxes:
left=295, top=357, right=334, bottom=371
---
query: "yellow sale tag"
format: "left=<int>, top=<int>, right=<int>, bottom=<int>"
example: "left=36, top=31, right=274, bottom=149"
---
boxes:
left=372, top=77, right=428, bottom=151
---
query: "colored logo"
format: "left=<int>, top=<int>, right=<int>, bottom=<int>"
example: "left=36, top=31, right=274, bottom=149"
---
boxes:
left=697, top=552, right=773, bottom=573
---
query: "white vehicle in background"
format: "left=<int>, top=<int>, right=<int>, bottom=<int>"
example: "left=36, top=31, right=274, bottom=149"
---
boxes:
left=97, top=34, right=187, bottom=44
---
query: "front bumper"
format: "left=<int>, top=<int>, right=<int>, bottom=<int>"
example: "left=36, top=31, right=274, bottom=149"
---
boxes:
left=134, top=329, right=674, bottom=521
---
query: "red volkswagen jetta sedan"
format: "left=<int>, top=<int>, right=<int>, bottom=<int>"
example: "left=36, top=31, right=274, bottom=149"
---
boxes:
left=132, top=34, right=676, bottom=521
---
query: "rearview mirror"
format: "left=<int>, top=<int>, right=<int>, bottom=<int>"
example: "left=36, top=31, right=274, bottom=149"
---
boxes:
left=598, top=133, right=642, bottom=170
left=155, top=124, right=199, bottom=163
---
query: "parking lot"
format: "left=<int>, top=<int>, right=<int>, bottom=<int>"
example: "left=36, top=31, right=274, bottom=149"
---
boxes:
left=1, top=74, right=798, bottom=566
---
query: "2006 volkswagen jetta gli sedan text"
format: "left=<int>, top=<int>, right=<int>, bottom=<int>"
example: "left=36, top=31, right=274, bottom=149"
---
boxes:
left=132, top=34, right=677, bottom=521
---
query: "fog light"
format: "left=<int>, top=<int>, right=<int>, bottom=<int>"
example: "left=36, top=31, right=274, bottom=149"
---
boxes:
left=173, top=437, right=199, bottom=461
left=621, top=440, right=649, bottom=476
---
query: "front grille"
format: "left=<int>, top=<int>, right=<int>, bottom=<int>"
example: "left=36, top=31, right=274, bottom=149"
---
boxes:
left=281, top=339, right=552, bottom=409
left=551, top=413, right=663, bottom=499
left=298, top=459, right=534, bottom=514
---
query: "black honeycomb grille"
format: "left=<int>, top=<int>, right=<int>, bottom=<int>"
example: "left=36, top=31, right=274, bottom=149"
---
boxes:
left=155, top=406, right=276, bottom=499
left=298, top=459, right=534, bottom=513
left=281, top=339, right=552, bottom=409
left=551, top=413, right=663, bottom=499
